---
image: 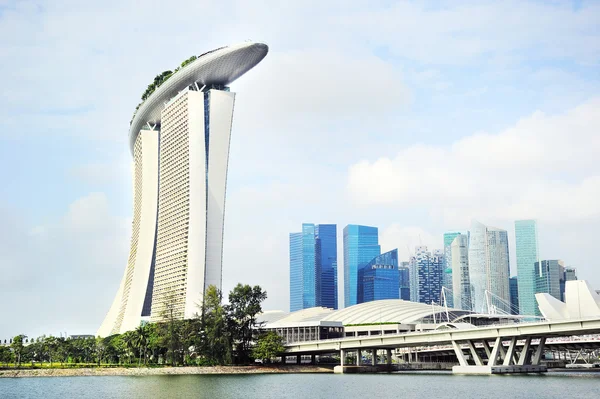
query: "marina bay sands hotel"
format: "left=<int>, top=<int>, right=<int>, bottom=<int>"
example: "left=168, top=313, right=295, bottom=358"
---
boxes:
left=98, top=43, right=269, bottom=336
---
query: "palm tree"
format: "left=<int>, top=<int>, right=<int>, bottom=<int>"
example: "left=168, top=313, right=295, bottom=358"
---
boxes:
left=134, top=325, right=149, bottom=366
left=122, top=332, right=136, bottom=365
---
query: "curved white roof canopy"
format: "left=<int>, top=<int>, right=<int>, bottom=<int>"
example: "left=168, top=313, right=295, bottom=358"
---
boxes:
left=261, top=300, right=474, bottom=328
left=128, top=42, right=268, bottom=153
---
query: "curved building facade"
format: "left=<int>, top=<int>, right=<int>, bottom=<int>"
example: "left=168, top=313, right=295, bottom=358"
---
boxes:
left=98, top=42, right=268, bottom=336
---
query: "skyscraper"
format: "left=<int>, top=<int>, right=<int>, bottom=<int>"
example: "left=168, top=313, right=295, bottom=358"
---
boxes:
left=468, top=220, right=511, bottom=313
left=358, top=249, right=399, bottom=303
left=290, top=223, right=337, bottom=311
left=316, top=224, right=338, bottom=310
left=289, top=224, right=318, bottom=312
left=451, top=234, right=472, bottom=311
left=399, top=261, right=411, bottom=300
left=535, top=260, right=564, bottom=315
left=414, top=246, right=443, bottom=305
left=97, top=43, right=268, bottom=336
left=343, top=225, right=380, bottom=307
left=515, top=220, right=539, bottom=316
left=509, top=276, right=519, bottom=315
left=442, top=232, right=461, bottom=297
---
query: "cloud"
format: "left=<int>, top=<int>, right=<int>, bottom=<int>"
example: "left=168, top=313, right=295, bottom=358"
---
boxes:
left=0, top=193, right=129, bottom=338
left=348, top=98, right=600, bottom=223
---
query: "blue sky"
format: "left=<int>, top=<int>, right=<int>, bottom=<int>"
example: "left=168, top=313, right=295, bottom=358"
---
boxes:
left=0, top=0, right=599, bottom=338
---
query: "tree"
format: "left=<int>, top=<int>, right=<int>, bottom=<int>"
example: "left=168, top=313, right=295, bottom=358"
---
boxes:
left=252, top=332, right=285, bottom=364
left=94, top=337, right=106, bottom=366
left=11, top=335, right=25, bottom=368
left=160, top=289, right=183, bottom=366
left=133, top=325, right=149, bottom=366
left=0, top=345, right=13, bottom=367
left=226, top=284, right=267, bottom=364
left=200, top=285, right=231, bottom=365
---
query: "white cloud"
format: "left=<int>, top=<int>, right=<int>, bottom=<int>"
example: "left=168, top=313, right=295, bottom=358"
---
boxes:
left=348, top=98, right=600, bottom=224
left=0, top=193, right=129, bottom=338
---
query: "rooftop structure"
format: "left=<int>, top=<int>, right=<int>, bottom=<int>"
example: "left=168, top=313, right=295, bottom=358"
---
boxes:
left=129, top=43, right=268, bottom=153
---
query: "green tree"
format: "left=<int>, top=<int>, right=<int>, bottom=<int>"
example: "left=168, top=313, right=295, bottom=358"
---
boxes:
left=0, top=345, right=13, bottom=367
left=201, top=285, right=231, bottom=365
left=133, top=325, right=149, bottom=366
left=226, top=284, right=267, bottom=364
left=160, top=289, right=183, bottom=366
left=11, top=335, right=25, bottom=368
left=94, top=336, right=106, bottom=366
left=252, top=331, right=285, bottom=364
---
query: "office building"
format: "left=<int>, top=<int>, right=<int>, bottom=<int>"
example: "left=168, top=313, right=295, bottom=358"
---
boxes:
left=97, top=43, right=268, bottom=336
left=515, top=220, right=539, bottom=316
left=534, top=260, right=564, bottom=316
left=343, top=225, right=380, bottom=307
left=358, top=249, right=399, bottom=303
left=468, top=220, right=511, bottom=313
left=413, top=246, right=443, bottom=305
left=442, top=232, right=461, bottom=300
left=399, top=261, right=411, bottom=300
left=316, top=224, right=338, bottom=310
left=290, top=223, right=338, bottom=312
left=451, top=234, right=472, bottom=311
left=509, top=277, right=519, bottom=315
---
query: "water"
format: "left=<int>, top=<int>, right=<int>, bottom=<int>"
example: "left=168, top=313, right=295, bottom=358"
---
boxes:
left=0, top=371, right=598, bottom=399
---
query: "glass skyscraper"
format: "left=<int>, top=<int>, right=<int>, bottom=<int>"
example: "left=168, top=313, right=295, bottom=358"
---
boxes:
left=315, top=224, right=338, bottom=309
left=413, top=246, right=443, bottom=305
left=343, top=225, right=380, bottom=307
left=515, top=220, right=539, bottom=316
left=290, top=223, right=337, bottom=312
left=443, top=232, right=461, bottom=299
left=468, top=220, right=511, bottom=313
left=358, top=249, right=399, bottom=303
left=451, top=234, right=472, bottom=311
left=510, top=276, right=519, bottom=315
left=399, top=261, right=411, bottom=300
left=534, top=259, right=564, bottom=316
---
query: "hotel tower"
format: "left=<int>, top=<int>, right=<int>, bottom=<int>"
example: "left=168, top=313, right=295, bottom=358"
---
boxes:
left=98, top=43, right=268, bottom=336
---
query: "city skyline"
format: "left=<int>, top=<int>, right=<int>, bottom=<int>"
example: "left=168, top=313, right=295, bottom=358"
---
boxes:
left=1, top=1, right=599, bottom=337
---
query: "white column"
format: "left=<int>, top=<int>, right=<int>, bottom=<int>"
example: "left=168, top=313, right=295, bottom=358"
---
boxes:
left=467, top=340, right=483, bottom=366
left=503, top=337, right=517, bottom=366
left=488, top=337, right=502, bottom=366
left=532, top=337, right=546, bottom=365
left=452, top=341, right=468, bottom=367
left=517, top=337, right=532, bottom=366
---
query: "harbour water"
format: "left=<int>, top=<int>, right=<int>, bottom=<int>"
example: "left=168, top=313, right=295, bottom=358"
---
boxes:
left=1, top=371, right=598, bottom=399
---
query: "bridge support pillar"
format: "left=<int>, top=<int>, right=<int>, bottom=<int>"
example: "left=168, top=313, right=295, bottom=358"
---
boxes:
left=311, top=354, right=316, bottom=364
left=452, top=336, right=548, bottom=375
left=296, top=355, right=301, bottom=364
left=386, top=349, right=392, bottom=366
left=372, top=349, right=377, bottom=365
left=357, top=350, right=362, bottom=366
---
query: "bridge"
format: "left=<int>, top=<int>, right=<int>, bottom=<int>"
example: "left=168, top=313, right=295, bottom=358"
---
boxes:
left=284, top=317, right=600, bottom=374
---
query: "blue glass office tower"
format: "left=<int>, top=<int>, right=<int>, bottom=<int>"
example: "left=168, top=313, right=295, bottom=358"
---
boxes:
left=534, top=260, right=564, bottom=316
left=315, top=224, right=338, bottom=310
left=290, top=223, right=337, bottom=312
left=399, top=262, right=411, bottom=300
left=343, top=225, right=380, bottom=307
left=510, top=276, right=519, bottom=315
left=515, top=220, right=539, bottom=316
left=358, top=249, right=399, bottom=303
